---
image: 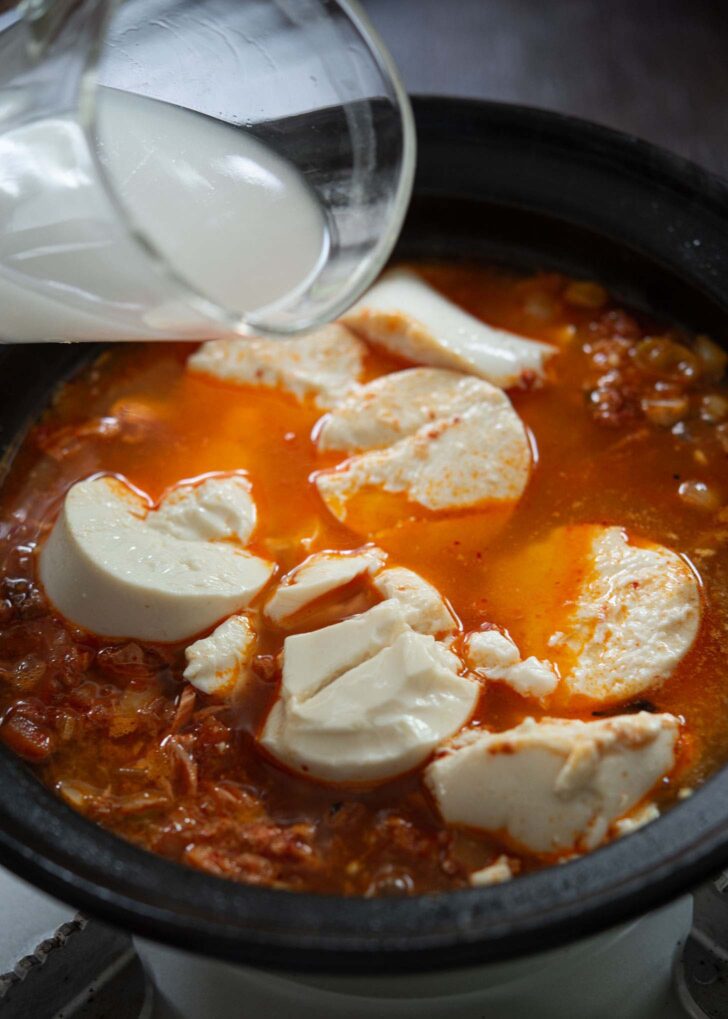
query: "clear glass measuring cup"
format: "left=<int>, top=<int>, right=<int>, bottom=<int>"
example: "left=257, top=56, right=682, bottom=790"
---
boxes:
left=0, top=0, right=415, bottom=341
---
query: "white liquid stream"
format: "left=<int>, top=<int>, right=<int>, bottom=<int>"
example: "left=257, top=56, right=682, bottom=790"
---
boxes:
left=0, top=88, right=327, bottom=341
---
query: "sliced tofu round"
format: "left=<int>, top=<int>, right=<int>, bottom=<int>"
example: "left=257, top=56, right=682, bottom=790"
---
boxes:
left=555, top=526, right=701, bottom=703
left=265, top=546, right=386, bottom=626
left=149, top=474, right=256, bottom=544
left=466, top=629, right=559, bottom=699
left=40, top=475, right=274, bottom=642
left=316, top=367, right=499, bottom=453
left=373, top=566, right=457, bottom=636
left=188, top=324, right=365, bottom=409
left=341, top=268, right=556, bottom=389
left=184, top=613, right=256, bottom=698
left=426, top=713, right=679, bottom=854
left=316, top=400, right=531, bottom=524
left=261, top=623, right=478, bottom=783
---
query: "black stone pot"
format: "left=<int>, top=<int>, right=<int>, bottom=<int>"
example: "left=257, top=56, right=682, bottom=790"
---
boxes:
left=0, top=98, right=727, bottom=975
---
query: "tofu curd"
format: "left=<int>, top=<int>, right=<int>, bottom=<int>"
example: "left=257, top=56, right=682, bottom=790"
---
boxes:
left=39, top=475, right=274, bottom=641
left=184, top=613, right=256, bottom=698
left=466, top=629, right=559, bottom=699
left=149, top=474, right=257, bottom=544
left=188, top=324, right=365, bottom=408
left=486, top=524, right=702, bottom=705
left=426, top=713, right=680, bottom=854
left=260, top=604, right=478, bottom=783
left=316, top=400, right=532, bottom=527
left=342, top=268, right=556, bottom=388
left=372, top=566, right=457, bottom=636
left=469, top=856, right=516, bottom=887
left=278, top=599, right=411, bottom=702
left=557, top=526, right=701, bottom=703
left=316, top=367, right=503, bottom=453
left=265, top=546, right=386, bottom=626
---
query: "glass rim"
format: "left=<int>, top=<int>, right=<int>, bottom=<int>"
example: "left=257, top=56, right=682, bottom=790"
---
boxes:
left=77, top=0, right=417, bottom=337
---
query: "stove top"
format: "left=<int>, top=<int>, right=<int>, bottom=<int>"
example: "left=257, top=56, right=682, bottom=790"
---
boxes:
left=0, top=868, right=151, bottom=1018
left=1, top=861, right=725, bottom=1019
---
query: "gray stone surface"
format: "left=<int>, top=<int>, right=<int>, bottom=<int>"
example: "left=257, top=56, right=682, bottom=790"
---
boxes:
left=363, top=0, right=728, bottom=177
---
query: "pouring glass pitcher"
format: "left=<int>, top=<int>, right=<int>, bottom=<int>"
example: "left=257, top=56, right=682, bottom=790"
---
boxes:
left=0, top=0, right=415, bottom=342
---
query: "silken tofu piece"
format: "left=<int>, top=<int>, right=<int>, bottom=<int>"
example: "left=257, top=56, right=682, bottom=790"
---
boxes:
left=40, top=475, right=273, bottom=642
left=265, top=546, right=386, bottom=626
left=316, top=367, right=499, bottom=453
left=278, top=600, right=410, bottom=702
left=480, top=524, right=702, bottom=706
left=261, top=626, right=478, bottom=783
left=426, top=713, right=679, bottom=854
left=372, top=566, right=457, bottom=636
left=315, top=401, right=531, bottom=525
left=188, top=324, right=366, bottom=409
left=149, top=474, right=257, bottom=544
left=469, top=856, right=516, bottom=887
left=555, top=526, right=701, bottom=703
left=465, top=629, right=559, bottom=699
left=342, top=268, right=556, bottom=388
left=184, top=613, right=256, bottom=698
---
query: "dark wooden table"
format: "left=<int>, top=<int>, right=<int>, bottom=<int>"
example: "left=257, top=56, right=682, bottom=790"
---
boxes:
left=362, top=0, right=728, bottom=179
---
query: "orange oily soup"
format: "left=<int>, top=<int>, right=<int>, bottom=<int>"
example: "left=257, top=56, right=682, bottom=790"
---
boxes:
left=0, top=263, right=726, bottom=894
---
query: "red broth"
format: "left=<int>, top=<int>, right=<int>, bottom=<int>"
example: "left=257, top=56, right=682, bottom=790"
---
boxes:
left=0, top=264, right=726, bottom=894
